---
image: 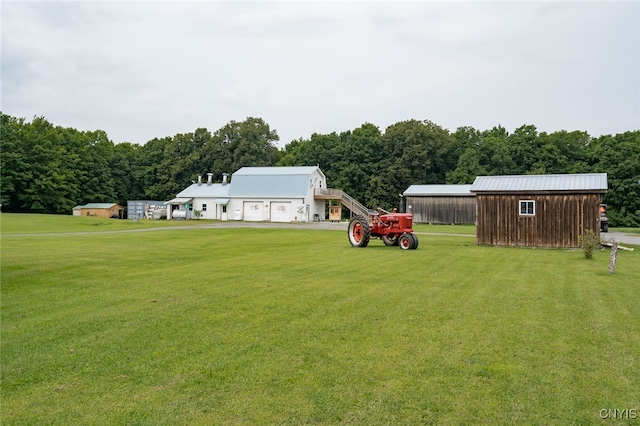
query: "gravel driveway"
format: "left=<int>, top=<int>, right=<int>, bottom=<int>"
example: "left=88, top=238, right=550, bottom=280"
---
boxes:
left=601, top=231, right=640, bottom=246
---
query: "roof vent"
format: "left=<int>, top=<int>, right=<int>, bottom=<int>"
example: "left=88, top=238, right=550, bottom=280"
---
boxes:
left=207, top=173, right=213, bottom=185
left=222, top=173, right=228, bottom=185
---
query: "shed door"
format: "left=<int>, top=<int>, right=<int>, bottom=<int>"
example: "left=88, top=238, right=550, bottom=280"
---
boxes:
left=243, top=201, right=264, bottom=221
left=270, top=202, right=291, bottom=222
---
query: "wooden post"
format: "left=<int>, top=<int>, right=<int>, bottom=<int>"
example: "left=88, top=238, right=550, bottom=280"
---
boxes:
left=608, top=240, right=618, bottom=274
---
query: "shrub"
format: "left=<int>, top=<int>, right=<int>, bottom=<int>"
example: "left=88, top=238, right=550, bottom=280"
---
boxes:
left=579, top=229, right=601, bottom=259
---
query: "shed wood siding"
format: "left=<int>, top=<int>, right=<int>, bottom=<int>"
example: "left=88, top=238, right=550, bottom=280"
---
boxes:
left=476, top=193, right=601, bottom=248
left=82, top=208, right=110, bottom=218
left=79, top=205, right=123, bottom=218
left=408, top=196, right=476, bottom=224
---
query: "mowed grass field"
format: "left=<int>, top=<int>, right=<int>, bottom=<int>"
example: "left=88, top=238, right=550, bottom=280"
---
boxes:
left=1, top=214, right=639, bottom=425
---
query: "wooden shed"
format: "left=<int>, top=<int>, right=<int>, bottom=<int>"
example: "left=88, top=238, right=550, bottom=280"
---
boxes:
left=74, top=203, right=123, bottom=219
left=470, top=173, right=608, bottom=248
left=403, top=185, right=475, bottom=224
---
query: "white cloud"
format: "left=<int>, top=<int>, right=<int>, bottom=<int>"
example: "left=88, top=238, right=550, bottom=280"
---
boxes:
left=1, top=1, right=638, bottom=146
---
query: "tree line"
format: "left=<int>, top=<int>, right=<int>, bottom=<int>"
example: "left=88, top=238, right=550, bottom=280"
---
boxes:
left=1, top=112, right=639, bottom=226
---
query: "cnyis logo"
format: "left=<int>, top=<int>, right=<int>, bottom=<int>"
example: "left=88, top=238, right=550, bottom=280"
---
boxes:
left=599, top=408, right=638, bottom=420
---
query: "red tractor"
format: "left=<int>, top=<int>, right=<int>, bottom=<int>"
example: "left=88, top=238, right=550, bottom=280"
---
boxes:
left=347, top=209, right=418, bottom=250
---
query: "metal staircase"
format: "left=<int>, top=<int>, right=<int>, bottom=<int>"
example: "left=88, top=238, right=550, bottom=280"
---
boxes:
left=314, top=188, right=371, bottom=218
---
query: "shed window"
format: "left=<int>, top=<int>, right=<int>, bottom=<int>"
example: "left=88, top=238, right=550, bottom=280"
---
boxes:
left=202, top=204, right=207, bottom=211
left=519, top=200, right=535, bottom=216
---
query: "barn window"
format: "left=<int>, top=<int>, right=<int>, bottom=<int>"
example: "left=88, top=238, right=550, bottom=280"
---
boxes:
left=202, top=204, right=207, bottom=211
left=519, top=200, right=535, bottom=216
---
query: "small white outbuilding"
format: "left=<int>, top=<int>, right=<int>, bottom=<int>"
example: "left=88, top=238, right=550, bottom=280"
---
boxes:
left=166, top=173, right=230, bottom=220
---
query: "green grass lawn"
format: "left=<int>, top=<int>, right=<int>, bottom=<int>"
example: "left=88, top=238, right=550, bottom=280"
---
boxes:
left=614, top=227, right=640, bottom=235
left=1, top=215, right=639, bottom=425
left=0, top=213, right=216, bottom=234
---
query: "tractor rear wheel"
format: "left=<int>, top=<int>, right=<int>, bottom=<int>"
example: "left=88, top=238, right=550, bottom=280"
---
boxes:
left=348, top=216, right=370, bottom=247
left=398, top=233, right=413, bottom=250
left=382, top=234, right=399, bottom=246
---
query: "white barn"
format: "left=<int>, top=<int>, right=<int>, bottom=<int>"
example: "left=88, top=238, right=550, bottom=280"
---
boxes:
left=168, top=166, right=328, bottom=222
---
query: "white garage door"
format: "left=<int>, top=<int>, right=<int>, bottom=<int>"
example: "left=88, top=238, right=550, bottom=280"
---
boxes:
left=270, top=202, right=291, bottom=222
left=243, top=201, right=264, bottom=221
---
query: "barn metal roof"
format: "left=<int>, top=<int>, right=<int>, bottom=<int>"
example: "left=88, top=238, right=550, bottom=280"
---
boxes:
left=470, top=173, right=608, bottom=193
left=164, top=197, right=193, bottom=205
left=404, top=184, right=473, bottom=196
left=177, top=183, right=230, bottom=198
left=230, top=166, right=322, bottom=197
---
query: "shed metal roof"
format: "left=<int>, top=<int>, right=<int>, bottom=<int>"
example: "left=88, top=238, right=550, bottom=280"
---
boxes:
left=230, top=166, right=322, bottom=197
left=81, top=203, right=120, bottom=209
left=471, top=173, right=608, bottom=193
left=404, top=184, right=473, bottom=196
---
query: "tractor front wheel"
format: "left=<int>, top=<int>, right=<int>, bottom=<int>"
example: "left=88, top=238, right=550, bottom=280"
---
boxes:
left=348, top=216, right=370, bottom=247
left=398, top=233, right=413, bottom=250
left=409, top=233, right=419, bottom=249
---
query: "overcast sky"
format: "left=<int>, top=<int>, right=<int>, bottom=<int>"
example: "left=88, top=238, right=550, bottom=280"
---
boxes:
left=2, top=1, right=639, bottom=148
